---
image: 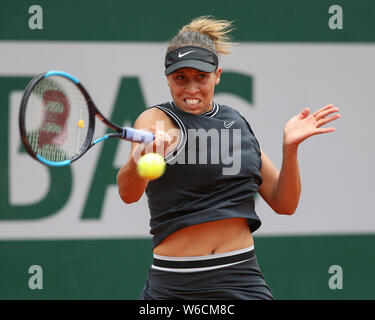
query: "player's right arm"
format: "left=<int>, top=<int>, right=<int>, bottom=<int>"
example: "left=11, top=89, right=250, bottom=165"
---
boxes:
left=117, top=107, right=178, bottom=204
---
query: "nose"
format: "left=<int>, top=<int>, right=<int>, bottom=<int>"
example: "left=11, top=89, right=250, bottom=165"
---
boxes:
left=184, top=80, right=199, bottom=95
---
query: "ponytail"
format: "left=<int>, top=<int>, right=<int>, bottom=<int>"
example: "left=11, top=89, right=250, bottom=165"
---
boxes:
left=167, top=16, right=235, bottom=56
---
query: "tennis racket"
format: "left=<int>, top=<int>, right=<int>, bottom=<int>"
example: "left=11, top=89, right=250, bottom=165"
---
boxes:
left=19, top=70, right=154, bottom=167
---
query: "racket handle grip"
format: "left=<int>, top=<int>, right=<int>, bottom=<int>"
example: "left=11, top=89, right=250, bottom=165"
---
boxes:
left=123, top=127, right=155, bottom=144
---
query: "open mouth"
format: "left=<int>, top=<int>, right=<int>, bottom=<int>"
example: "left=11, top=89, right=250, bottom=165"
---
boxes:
left=183, top=98, right=201, bottom=106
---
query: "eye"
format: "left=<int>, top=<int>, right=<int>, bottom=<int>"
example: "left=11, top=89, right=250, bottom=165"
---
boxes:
left=175, top=75, right=185, bottom=81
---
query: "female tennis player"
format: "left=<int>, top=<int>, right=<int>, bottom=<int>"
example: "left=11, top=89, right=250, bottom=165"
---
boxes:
left=117, top=16, right=341, bottom=300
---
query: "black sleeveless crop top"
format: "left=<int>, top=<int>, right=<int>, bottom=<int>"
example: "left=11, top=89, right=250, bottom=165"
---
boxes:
left=145, top=102, right=263, bottom=249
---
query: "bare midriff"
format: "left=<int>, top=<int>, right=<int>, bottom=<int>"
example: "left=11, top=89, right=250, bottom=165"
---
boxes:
left=153, top=217, right=254, bottom=257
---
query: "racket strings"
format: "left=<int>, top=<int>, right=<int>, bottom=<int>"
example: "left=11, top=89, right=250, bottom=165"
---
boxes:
left=24, top=76, right=90, bottom=162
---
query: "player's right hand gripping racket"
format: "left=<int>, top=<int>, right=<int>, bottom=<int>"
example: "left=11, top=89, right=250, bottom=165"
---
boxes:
left=19, top=70, right=154, bottom=166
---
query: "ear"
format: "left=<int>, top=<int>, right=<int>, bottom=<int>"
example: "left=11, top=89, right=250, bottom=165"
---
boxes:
left=214, top=68, right=222, bottom=85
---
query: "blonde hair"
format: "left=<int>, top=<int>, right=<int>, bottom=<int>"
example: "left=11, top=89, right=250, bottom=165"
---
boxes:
left=167, top=16, right=235, bottom=56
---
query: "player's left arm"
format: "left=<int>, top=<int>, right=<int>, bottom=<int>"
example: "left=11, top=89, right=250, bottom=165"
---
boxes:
left=258, top=148, right=300, bottom=215
left=258, top=104, right=340, bottom=215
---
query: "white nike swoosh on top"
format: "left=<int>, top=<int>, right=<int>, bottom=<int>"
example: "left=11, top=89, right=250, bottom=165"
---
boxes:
left=224, top=121, right=235, bottom=128
left=178, top=51, right=195, bottom=58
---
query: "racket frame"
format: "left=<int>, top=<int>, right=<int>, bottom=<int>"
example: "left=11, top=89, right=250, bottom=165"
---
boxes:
left=19, top=71, right=153, bottom=166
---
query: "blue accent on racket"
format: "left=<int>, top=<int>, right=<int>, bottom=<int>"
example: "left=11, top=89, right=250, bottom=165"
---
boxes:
left=93, top=134, right=110, bottom=145
left=45, top=70, right=80, bottom=84
left=36, top=154, right=72, bottom=167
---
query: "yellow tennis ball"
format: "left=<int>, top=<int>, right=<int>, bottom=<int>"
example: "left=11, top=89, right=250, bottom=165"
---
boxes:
left=137, top=153, right=166, bottom=180
left=78, top=119, right=84, bottom=128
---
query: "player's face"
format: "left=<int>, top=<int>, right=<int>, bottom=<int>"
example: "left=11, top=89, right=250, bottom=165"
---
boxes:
left=166, top=67, right=221, bottom=115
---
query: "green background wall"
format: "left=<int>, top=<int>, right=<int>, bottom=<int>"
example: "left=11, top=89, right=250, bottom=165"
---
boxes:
left=1, top=235, right=374, bottom=299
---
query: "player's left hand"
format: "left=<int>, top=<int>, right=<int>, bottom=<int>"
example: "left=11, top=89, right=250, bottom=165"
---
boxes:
left=283, top=104, right=341, bottom=149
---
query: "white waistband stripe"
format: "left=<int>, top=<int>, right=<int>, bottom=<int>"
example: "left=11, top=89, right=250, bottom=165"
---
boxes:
left=151, top=259, right=251, bottom=273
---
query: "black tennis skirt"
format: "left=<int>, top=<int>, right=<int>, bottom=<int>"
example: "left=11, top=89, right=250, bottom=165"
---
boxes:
left=139, top=245, right=273, bottom=300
